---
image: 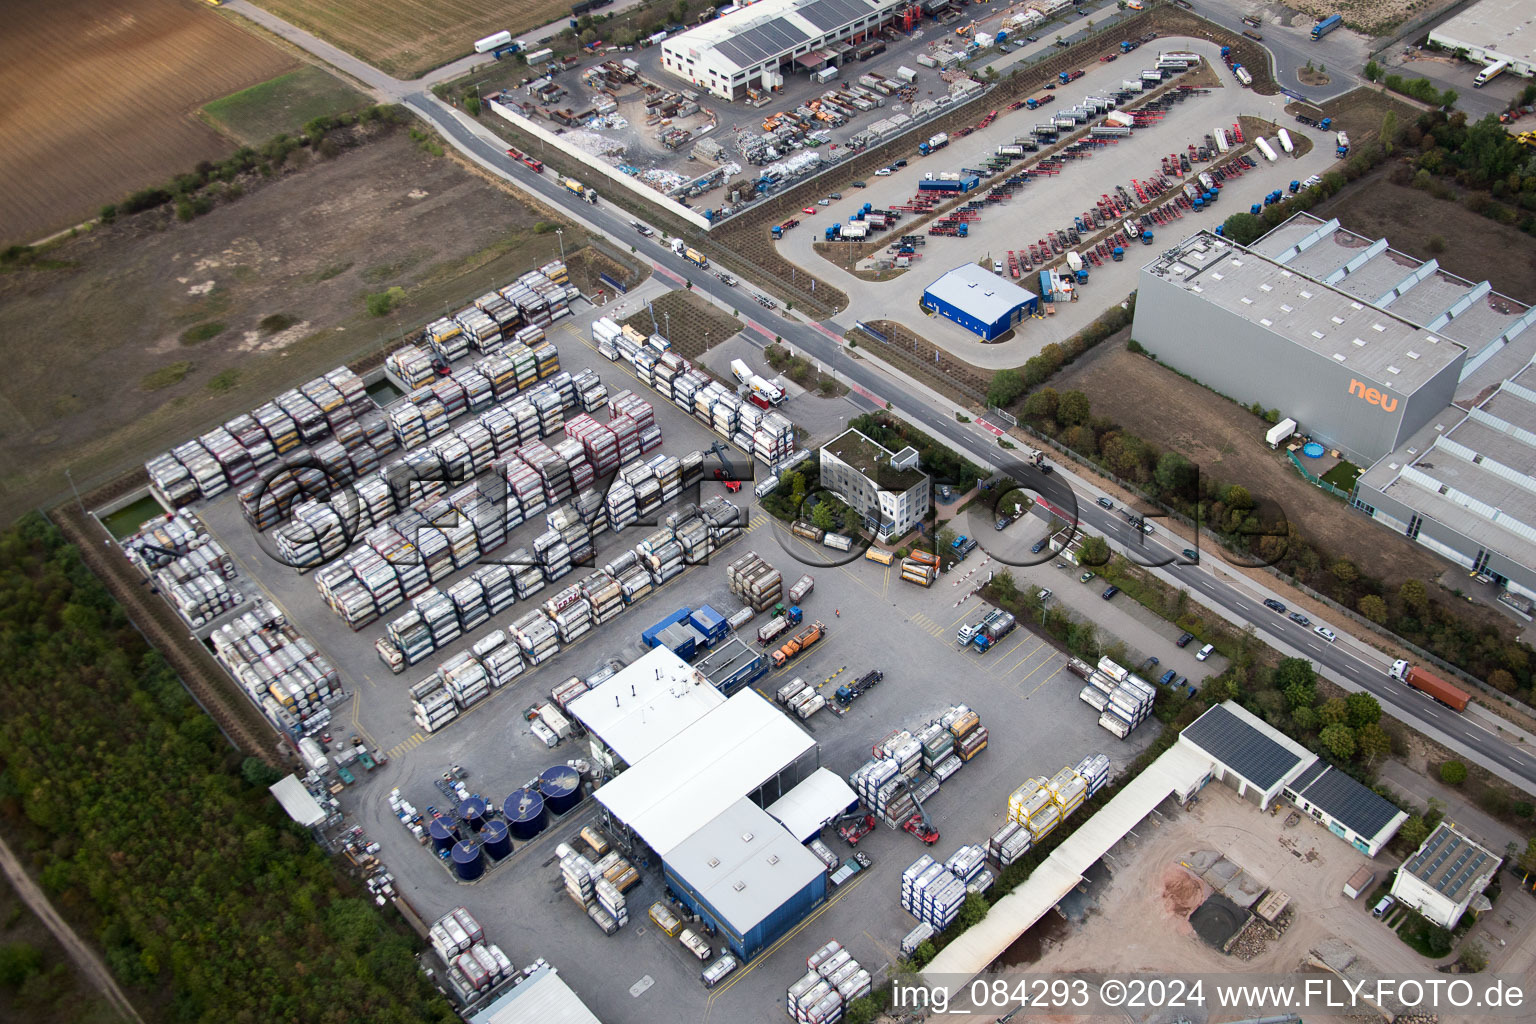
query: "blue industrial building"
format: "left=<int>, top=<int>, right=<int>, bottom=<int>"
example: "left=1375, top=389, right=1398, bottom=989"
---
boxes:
left=921, top=263, right=1038, bottom=340
left=696, top=635, right=768, bottom=696
left=663, top=798, right=828, bottom=961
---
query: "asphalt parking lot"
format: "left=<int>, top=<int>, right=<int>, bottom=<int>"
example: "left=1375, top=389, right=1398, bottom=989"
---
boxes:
left=116, top=287, right=1197, bottom=1023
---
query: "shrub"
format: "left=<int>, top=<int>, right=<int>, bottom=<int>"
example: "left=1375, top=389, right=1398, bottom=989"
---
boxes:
left=365, top=286, right=407, bottom=317
left=1440, top=760, right=1468, bottom=785
left=179, top=321, right=227, bottom=346
left=535, top=221, right=559, bottom=234
left=141, top=361, right=192, bottom=391
left=259, top=313, right=299, bottom=334
left=207, top=369, right=241, bottom=393
left=99, top=203, right=117, bottom=224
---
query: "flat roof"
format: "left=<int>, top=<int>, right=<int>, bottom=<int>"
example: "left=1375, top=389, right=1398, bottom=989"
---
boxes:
left=269, top=775, right=326, bottom=827
left=1295, top=764, right=1407, bottom=841
left=595, top=689, right=815, bottom=856
left=566, top=647, right=724, bottom=766
left=1429, top=0, right=1536, bottom=66
left=1401, top=822, right=1501, bottom=901
left=924, top=742, right=1214, bottom=985
left=1145, top=233, right=1463, bottom=393
left=665, top=798, right=826, bottom=931
left=923, top=262, right=1037, bottom=324
left=822, top=428, right=927, bottom=491
left=1180, top=703, right=1307, bottom=791
left=467, top=965, right=601, bottom=1024
left=665, top=0, right=902, bottom=74
left=766, top=767, right=857, bottom=841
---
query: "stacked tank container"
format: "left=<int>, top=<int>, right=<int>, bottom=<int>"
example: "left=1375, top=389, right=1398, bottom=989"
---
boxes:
left=987, top=821, right=1032, bottom=867
left=727, top=551, right=783, bottom=612
left=1074, top=753, right=1110, bottom=796
left=787, top=941, right=871, bottom=1023
left=901, top=855, right=966, bottom=928
left=209, top=601, right=339, bottom=733
left=412, top=676, right=459, bottom=732
left=510, top=609, right=560, bottom=665
left=578, top=570, right=624, bottom=624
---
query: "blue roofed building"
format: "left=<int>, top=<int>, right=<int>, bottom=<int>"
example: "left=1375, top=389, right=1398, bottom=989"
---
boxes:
left=921, top=263, right=1038, bottom=340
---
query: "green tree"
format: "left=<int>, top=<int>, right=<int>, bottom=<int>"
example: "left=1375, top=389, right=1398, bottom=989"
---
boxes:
left=1357, top=722, right=1392, bottom=766
left=841, top=504, right=862, bottom=536
left=991, top=570, right=1019, bottom=602
left=957, top=891, right=990, bottom=929
left=811, top=500, right=837, bottom=531
left=1519, top=837, right=1536, bottom=876
left=988, top=368, right=1027, bottom=407
left=1440, top=760, right=1468, bottom=785
left=1345, top=692, right=1382, bottom=728
left=1022, top=388, right=1059, bottom=422
left=1220, top=211, right=1267, bottom=245
left=1078, top=535, right=1110, bottom=567
left=1331, top=559, right=1359, bottom=584
left=937, top=525, right=957, bottom=552
left=1358, top=594, right=1388, bottom=623
left=1319, top=722, right=1356, bottom=760
left=1319, top=696, right=1349, bottom=726
left=1154, top=451, right=1197, bottom=498
left=1275, top=658, right=1316, bottom=708
left=1488, top=669, right=1516, bottom=693
left=0, top=943, right=43, bottom=989
left=1399, top=578, right=1429, bottom=614
left=671, top=0, right=688, bottom=21
left=1292, top=705, right=1319, bottom=732
left=1364, top=60, right=1383, bottom=82
left=1224, top=484, right=1254, bottom=509
left=1399, top=814, right=1430, bottom=850
left=1057, top=390, right=1091, bottom=426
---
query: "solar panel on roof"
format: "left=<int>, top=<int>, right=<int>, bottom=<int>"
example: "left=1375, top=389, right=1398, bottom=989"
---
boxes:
left=801, top=0, right=870, bottom=31
left=1181, top=705, right=1303, bottom=791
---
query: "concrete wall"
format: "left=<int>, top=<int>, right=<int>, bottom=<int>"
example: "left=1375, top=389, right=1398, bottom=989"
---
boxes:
left=1133, top=270, right=1463, bottom=464
left=490, top=99, right=713, bottom=231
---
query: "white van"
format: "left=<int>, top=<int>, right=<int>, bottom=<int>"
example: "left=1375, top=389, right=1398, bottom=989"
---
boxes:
left=1195, top=643, right=1215, bottom=662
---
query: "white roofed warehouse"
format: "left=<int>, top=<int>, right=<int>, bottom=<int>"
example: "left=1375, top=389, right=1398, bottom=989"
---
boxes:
left=661, top=0, right=907, bottom=100
left=1427, top=0, right=1535, bottom=77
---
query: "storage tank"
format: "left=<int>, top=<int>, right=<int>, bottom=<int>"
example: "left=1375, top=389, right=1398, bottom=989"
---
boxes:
left=429, top=817, right=459, bottom=853
left=1254, top=137, right=1278, bottom=161
left=506, top=787, right=547, bottom=840
left=458, top=796, right=487, bottom=832
left=539, top=764, right=583, bottom=815
left=481, top=819, right=513, bottom=860
left=452, top=840, right=486, bottom=881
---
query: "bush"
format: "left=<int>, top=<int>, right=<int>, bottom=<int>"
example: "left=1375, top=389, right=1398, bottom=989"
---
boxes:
left=207, top=369, right=242, bottom=393
left=1440, top=760, right=1468, bottom=785
left=534, top=221, right=560, bottom=234
left=179, top=321, right=227, bottom=346
left=365, top=286, right=407, bottom=317
left=141, top=361, right=192, bottom=391
left=99, top=203, right=117, bottom=224
left=259, top=313, right=299, bottom=334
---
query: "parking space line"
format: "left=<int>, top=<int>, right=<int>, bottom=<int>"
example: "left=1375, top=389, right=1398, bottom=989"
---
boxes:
left=946, top=604, right=978, bottom=630
left=1021, top=664, right=1065, bottom=699
left=1005, top=638, right=1048, bottom=675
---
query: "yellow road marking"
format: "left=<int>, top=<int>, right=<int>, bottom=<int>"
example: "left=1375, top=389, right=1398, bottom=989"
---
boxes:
left=1006, top=638, right=1048, bottom=676
left=1021, top=664, right=1065, bottom=699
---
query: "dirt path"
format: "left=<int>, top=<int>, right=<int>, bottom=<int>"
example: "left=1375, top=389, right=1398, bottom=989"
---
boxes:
left=0, top=833, right=144, bottom=1024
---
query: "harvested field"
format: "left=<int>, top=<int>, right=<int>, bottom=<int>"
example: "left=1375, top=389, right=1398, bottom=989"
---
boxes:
left=248, top=0, right=567, bottom=78
left=1053, top=341, right=1513, bottom=619
left=0, top=133, right=638, bottom=523
left=1286, top=0, right=1451, bottom=36
left=0, top=0, right=295, bottom=244
left=618, top=290, right=741, bottom=362
left=202, top=66, right=369, bottom=146
left=1312, top=163, right=1536, bottom=303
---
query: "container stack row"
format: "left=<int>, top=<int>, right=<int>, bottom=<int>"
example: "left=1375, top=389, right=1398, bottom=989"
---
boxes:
left=428, top=906, right=516, bottom=1006
left=558, top=847, right=630, bottom=936
left=210, top=600, right=340, bottom=735
left=1080, top=656, right=1155, bottom=738
left=122, top=509, right=245, bottom=628
left=849, top=704, right=984, bottom=828
left=726, top=550, right=783, bottom=612
left=1006, top=754, right=1104, bottom=846
left=901, top=855, right=967, bottom=929
left=987, top=821, right=1033, bottom=868
left=591, top=317, right=798, bottom=466
left=146, top=366, right=374, bottom=507
left=787, top=940, right=872, bottom=1023
left=401, top=496, right=745, bottom=733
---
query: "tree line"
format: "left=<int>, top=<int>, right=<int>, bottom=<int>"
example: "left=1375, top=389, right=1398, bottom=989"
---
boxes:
left=0, top=514, right=456, bottom=1024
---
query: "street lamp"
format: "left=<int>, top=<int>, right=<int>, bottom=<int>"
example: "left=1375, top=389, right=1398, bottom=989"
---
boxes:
left=556, top=228, right=565, bottom=264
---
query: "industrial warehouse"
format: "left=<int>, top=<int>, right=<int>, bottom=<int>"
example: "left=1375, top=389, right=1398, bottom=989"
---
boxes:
left=1135, top=216, right=1536, bottom=601
left=921, top=263, right=1039, bottom=341
left=1427, top=0, right=1535, bottom=78
left=660, top=0, right=907, bottom=100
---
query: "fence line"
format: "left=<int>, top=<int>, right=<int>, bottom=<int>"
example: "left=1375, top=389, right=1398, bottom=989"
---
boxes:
left=1287, top=451, right=1351, bottom=499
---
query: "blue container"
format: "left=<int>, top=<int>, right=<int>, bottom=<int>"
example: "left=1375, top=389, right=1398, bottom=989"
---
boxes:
left=539, top=765, right=583, bottom=815
left=428, top=817, right=458, bottom=853
left=689, top=605, right=727, bottom=644
left=506, top=787, right=547, bottom=841
left=458, top=797, right=487, bottom=831
left=641, top=607, right=692, bottom=648
left=481, top=819, right=513, bottom=860
left=452, top=840, right=485, bottom=881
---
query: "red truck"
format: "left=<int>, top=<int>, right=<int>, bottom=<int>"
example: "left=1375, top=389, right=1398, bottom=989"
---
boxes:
left=1390, top=660, right=1470, bottom=712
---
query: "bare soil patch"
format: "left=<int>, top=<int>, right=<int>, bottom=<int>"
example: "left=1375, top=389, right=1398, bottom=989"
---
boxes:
left=1, top=0, right=296, bottom=244
left=1312, top=163, right=1536, bottom=303
left=0, top=134, right=624, bottom=521
left=618, top=290, right=742, bottom=362
left=1054, top=342, right=1511, bottom=618
left=1161, top=864, right=1208, bottom=918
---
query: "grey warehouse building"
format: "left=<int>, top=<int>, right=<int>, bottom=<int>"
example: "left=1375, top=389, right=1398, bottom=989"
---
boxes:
left=1137, top=215, right=1536, bottom=602
left=1135, top=230, right=1465, bottom=465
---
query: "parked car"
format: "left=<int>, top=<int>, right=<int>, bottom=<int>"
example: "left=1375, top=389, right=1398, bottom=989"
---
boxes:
left=851, top=180, right=867, bottom=188
left=1175, top=631, right=1194, bottom=647
left=1025, top=34, right=1040, bottom=42
left=995, top=517, right=1010, bottom=531
left=894, top=159, right=908, bottom=167
left=1195, top=643, right=1215, bottom=661
left=1288, top=611, right=1311, bottom=627
left=875, top=168, right=893, bottom=176
left=1079, top=571, right=1096, bottom=584
left=1030, top=539, right=1047, bottom=554
left=802, top=207, right=817, bottom=214
left=1372, top=896, right=1395, bottom=918
left=829, top=192, right=842, bottom=200
left=1101, top=585, right=1120, bottom=600
left=1314, top=626, right=1338, bottom=642
left=817, top=199, right=831, bottom=206
left=1096, top=497, right=1114, bottom=510
left=1038, top=588, right=1052, bottom=602
left=1263, top=598, right=1287, bottom=614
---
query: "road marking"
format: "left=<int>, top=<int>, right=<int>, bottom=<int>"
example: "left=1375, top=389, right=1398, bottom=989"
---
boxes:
left=388, top=732, right=427, bottom=759
left=1006, top=638, right=1048, bottom=675
left=1020, top=664, right=1064, bottom=699
left=946, top=604, right=978, bottom=630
